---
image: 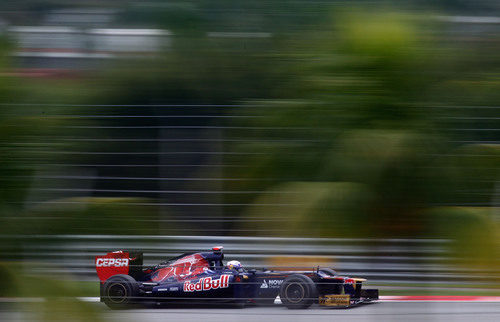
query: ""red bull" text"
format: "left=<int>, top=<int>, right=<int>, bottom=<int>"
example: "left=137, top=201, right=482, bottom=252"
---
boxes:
left=183, top=275, right=230, bottom=292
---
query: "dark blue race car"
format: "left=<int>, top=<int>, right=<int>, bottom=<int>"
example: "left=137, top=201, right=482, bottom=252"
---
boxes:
left=95, top=246, right=378, bottom=309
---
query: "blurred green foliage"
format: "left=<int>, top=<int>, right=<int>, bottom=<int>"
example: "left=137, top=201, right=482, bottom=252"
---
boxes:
left=0, top=3, right=497, bottom=273
left=221, top=9, right=499, bottom=261
left=3, top=1, right=500, bottom=28
left=242, top=182, right=374, bottom=237
left=0, top=262, right=104, bottom=321
left=425, top=207, right=498, bottom=268
left=0, top=36, right=44, bottom=233
left=2, top=197, right=160, bottom=236
left=89, top=37, right=280, bottom=105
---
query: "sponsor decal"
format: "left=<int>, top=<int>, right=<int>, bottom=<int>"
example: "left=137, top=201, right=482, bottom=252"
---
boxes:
left=268, top=280, right=283, bottom=288
left=183, top=275, right=230, bottom=292
left=157, top=287, right=180, bottom=292
left=151, top=253, right=209, bottom=282
left=96, top=258, right=129, bottom=268
left=319, top=294, right=351, bottom=307
left=260, top=279, right=283, bottom=289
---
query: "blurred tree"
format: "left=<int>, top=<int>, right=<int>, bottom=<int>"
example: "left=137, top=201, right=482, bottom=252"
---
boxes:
left=424, top=206, right=498, bottom=268
left=225, top=9, right=499, bottom=244
left=0, top=37, right=163, bottom=239
left=0, top=35, right=106, bottom=319
left=0, top=35, right=38, bottom=237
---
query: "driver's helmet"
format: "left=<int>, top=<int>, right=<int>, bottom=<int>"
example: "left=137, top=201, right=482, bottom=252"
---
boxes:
left=226, top=260, right=242, bottom=270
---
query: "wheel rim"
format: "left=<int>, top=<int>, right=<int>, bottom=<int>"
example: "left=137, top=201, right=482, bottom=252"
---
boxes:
left=285, top=282, right=306, bottom=303
left=107, top=283, right=128, bottom=304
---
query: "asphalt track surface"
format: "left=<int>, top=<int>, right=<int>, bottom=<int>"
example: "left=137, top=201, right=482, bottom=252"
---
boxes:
left=3, top=302, right=499, bottom=322
left=102, top=302, right=500, bottom=322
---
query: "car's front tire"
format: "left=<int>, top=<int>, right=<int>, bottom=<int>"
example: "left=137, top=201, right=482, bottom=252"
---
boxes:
left=279, top=274, right=317, bottom=309
left=102, top=274, right=139, bottom=309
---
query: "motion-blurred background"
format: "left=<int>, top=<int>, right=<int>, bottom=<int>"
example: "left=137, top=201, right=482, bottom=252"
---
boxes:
left=0, top=0, right=498, bottom=320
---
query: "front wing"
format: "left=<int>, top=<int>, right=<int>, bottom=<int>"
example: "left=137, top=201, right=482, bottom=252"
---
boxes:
left=319, top=289, right=379, bottom=307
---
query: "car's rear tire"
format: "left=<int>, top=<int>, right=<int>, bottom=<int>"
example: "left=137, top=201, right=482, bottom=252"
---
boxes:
left=279, top=274, right=317, bottom=309
left=103, top=274, right=139, bottom=309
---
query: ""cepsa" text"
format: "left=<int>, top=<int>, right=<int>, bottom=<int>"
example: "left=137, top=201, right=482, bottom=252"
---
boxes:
left=96, top=258, right=129, bottom=267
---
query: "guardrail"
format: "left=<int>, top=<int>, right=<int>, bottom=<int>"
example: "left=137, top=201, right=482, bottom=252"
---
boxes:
left=3, top=235, right=498, bottom=290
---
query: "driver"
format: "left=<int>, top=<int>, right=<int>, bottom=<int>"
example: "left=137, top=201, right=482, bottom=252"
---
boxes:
left=226, top=260, right=243, bottom=272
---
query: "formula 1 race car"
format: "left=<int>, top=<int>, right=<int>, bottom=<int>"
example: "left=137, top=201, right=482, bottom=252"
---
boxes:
left=95, top=246, right=378, bottom=309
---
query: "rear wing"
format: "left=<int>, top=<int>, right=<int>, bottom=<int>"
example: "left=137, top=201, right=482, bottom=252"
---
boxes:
left=95, top=250, right=143, bottom=282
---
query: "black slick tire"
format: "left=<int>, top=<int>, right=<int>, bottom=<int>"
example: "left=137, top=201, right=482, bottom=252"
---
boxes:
left=102, top=274, right=139, bottom=309
left=279, top=274, right=317, bottom=309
